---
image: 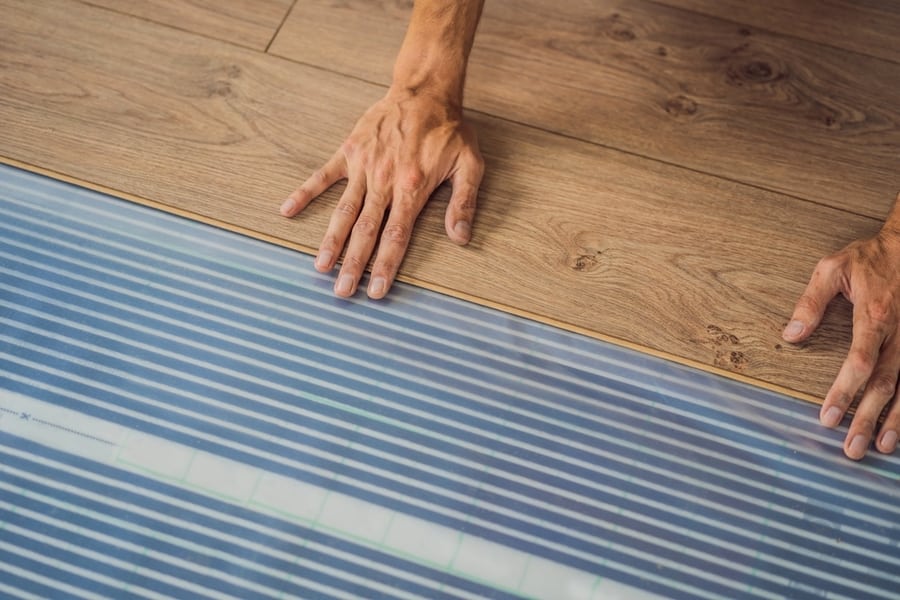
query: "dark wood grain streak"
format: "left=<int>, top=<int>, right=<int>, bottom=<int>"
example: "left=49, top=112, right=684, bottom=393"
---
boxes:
left=271, top=0, right=900, bottom=220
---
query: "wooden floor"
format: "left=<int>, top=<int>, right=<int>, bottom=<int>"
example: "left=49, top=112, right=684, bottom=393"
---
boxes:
left=2, top=0, right=899, bottom=403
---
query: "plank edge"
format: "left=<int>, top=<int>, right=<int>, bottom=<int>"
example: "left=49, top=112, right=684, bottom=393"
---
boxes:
left=0, top=154, right=824, bottom=408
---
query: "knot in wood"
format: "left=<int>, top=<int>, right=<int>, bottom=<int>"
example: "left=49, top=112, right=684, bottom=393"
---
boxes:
left=726, top=59, right=785, bottom=86
left=611, top=27, right=636, bottom=41
left=206, top=80, right=233, bottom=97
left=568, top=249, right=604, bottom=273
left=743, top=61, right=773, bottom=80
left=665, top=95, right=698, bottom=117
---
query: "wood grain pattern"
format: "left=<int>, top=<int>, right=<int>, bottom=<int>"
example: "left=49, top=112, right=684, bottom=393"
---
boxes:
left=654, top=0, right=900, bottom=64
left=270, top=0, right=900, bottom=221
left=0, top=0, right=874, bottom=402
left=83, top=0, right=293, bottom=50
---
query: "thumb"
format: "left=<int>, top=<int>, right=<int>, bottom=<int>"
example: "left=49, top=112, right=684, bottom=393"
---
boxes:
left=783, top=256, right=842, bottom=343
left=445, top=153, right=484, bottom=245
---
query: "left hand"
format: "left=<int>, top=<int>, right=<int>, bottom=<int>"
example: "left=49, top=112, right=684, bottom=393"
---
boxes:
left=783, top=202, right=900, bottom=460
left=280, top=87, right=483, bottom=300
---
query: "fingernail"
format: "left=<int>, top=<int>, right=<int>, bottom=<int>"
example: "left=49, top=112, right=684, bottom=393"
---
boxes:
left=453, top=221, right=471, bottom=242
left=368, top=276, right=387, bottom=298
left=335, top=274, right=354, bottom=296
left=880, top=430, right=898, bottom=453
left=821, top=406, right=843, bottom=428
left=847, top=434, right=868, bottom=460
left=783, top=320, right=804, bottom=340
left=280, top=197, right=297, bottom=216
left=315, top=250, right=333, bottom=271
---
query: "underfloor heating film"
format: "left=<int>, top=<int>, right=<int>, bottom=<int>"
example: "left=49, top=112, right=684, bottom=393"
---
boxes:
left=0, top=163, right=899, bottom=600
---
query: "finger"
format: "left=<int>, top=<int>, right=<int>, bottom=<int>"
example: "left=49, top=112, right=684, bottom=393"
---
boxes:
left=280, top=151, right=346, bottom=217
left=820, top=311, right=888, bottom=433
left=334, top=189, right=390, bottom=298
left=876, top=384, right=900, bottom=455
left=783, top=255, right=843, bottom=343
left=367, top=189, right=427, bottom=300
left=445, top=152, right=484, bottom=245
left=844, top=337, right=900, bottom=460
left=315, top=171, right=365, bottom=274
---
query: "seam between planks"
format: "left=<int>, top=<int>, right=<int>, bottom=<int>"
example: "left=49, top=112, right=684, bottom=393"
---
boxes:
left=265, top=0, right=299, bottom=53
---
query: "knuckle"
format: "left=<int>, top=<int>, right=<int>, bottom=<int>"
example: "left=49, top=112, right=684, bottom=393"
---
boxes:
left=866, top=299, right=894, bottom=325
left=847, top=349, right=875, bottom=375
left=373, top=163, right=393, bottom=187
left=795, top=293, right=822, bottom=315
left=830, top=391, right=854, bottom=410
left=335, top=200, right=359, bottom=217
left=867, top=375, right=898, bottom=401
left=375, top=257, right=399, bottom=276
left=382, top=223, right=411, bottom=244
left=468, top=152, right=485, bottom=176
left=340, top=139, right=356, bottom=156
left=365, top=189, right=389, bottom=209
left=398, top=168, right=425, bottom=193
left=341, top=255, right=366, bottom=271
left=852, top=416, right=878, bottom=436
left=816, top=253, right=841, bottom=272
left=319, top=235, right=339, bottom=252
left=312, top=168, right=329, bottom=186
left=352, top=215, right=380, bottom=235
left=454, top=192, right=477, bottom=213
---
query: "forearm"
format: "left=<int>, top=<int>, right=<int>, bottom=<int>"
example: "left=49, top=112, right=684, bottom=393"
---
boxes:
left=391, top=0, right=485, bottom=106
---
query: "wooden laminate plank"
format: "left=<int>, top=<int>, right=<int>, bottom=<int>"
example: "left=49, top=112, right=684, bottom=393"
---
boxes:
left=270, top=0, right=900, bottom=221
left=0, top=0, right=876, bottom=402
left=653, top=0, right=900, bottom=64
left=83, top=0, right=294, bottom=50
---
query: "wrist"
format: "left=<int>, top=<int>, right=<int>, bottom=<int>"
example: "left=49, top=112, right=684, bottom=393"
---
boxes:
left=391, top=49, right=466, bottom=108
left=390, top=0, right=484, bottom=107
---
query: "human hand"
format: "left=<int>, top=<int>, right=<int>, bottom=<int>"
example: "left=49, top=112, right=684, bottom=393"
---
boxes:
left=280, top=88, right=484, bottom=299
left=783, top=197, right=900, bottom=460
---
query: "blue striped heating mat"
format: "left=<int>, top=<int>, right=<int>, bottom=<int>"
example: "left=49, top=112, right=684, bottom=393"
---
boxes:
left=0, top=162, right=898, bottom=600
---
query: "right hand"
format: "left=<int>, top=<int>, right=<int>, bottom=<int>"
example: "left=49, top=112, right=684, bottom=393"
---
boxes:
left=280, top=87, right=484, bottom=299
left=783, top=208, right=900, bottom=460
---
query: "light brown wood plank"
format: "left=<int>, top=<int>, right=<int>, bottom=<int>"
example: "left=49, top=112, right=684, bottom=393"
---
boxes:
left=83, top=0, right=293, bottom=50
left=270, top=0, right=900, bottom=221
left=0, top=0, right=877, bottom=402
left=653, top=0, right=900, bottom=64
